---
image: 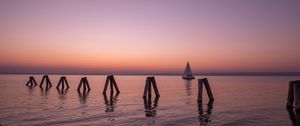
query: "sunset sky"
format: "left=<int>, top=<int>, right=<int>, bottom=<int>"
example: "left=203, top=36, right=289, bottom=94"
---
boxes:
left=0, top=1, right=300, bottom=74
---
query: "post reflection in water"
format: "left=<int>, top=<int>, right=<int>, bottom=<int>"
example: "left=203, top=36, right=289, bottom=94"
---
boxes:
left=40, top=87, right=51, bottom=96
left=103, top=92, right=119, bottom=113
left=287, top=108, right=300, bottom=126
left=198, top=100, right=214, bottom=125
left=143, top=97, right=160, bottom=117
left=78, top=90, right=90, bottom=105
left=57, top=88, right=68, bottom=109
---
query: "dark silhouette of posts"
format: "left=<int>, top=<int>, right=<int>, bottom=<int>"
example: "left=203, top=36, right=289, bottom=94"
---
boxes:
left=26, top=76, right=37, bottom=87
left=40, top=75, right=52, bottom=89
left=198, top=78, right=214, bottom=102
left=143, top=77, right=160, bottom=98
left=77, top=77, right=91, bottom=93
left=56, top=76, right=69, bottom=91
left=287, top=80, right=300, bottom=110
left=103, top=75, right=120, bottom=94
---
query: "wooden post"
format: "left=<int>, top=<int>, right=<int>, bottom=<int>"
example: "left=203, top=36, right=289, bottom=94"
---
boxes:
left=57, top=76, right=69, bottom=90
left=26, top=76, right=37, bottom=87
left=152, top=77, right=160, bottom=97
left=143, top=77, right=160, bottom=98
left=77, top=78, right=83, bottom=92
left=103, top=75, right=120, bottom=94
left=40, top=75, right=52, bottom=89
left=287, top=81, right=295, bottom=108
left=148, top=79, right=152, bottom=98
left=110, top=77, right=114, bottom=93
left=111, top=75, right=120, bottom=93
left=198, top=78, right=214, bottom=102
left=85, top=77, right=91, bottom=91
left=198, top=79, right=203, bottom=102
left=77, top=77, right=91, bottom=93
left=203, top=78, right=214, bottom=101
left=294, top=81, right=300, bottom=111
left=143, top=77, right=150, bottom=98
left=103, top=76, right=110, bottom=94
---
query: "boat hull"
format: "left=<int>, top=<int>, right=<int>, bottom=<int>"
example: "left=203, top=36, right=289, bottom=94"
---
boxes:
left=182, top=76, right=195, bottom=80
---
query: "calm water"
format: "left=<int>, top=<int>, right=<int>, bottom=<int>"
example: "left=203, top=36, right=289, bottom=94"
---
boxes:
left=0, top=75, right=299, bottom=126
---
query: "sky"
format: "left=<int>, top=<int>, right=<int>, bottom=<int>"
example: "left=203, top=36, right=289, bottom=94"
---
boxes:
left=0, top=0, right=300, bottom=74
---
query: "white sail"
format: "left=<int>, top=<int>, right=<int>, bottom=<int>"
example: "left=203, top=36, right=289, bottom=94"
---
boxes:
left=182, top=62, right=195, bottom=79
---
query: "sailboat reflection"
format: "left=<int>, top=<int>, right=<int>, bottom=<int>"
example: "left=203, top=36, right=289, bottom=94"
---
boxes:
left=144, top=97, right=160, bottom=117
left=103, top=92, right=119, bottom=113
left=185, top=80, right=192, bottom=96
left=198, top=100, right=214, bottom=125
left=287, top=107, right=300, bottom=126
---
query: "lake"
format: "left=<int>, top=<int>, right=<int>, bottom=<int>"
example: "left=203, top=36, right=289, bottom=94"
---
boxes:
left=0, top=75, right=299, bottom=126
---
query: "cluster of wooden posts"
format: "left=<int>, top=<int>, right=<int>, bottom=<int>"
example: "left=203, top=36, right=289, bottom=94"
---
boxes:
left=26, top=75, right=215, bottom=102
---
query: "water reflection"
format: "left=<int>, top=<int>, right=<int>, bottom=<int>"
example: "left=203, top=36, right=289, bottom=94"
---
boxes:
left=184, top=80, right=192, bottom=96
left=78, top=90, right=90, bottom=105
left=103, top=92, right=119, bottom=113
left=77, top=90, right=90, bottom=115
left=143, top=97, right=160, bottom=117
left=287, top=108, right=300, bottom=126
left=57, top=88, right=68, bottom=109
left=198, top=100, right=214, bottom=125
left=40, top=87, right=51, bottom=96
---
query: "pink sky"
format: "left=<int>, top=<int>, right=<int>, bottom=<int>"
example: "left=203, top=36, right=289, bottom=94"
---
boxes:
left=0, top=1, right=300, bottom=74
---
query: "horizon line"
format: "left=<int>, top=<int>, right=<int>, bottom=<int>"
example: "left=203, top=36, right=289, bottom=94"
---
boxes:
left=1, top=72, right=300, bottom=76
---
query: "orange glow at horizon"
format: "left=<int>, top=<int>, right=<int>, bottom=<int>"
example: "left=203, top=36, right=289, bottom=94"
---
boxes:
left=0, top=1, right=300, bottom=74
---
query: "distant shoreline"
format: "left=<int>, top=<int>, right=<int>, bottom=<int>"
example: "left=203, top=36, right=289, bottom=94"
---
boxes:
left=0, top=72, right=300, bottom=76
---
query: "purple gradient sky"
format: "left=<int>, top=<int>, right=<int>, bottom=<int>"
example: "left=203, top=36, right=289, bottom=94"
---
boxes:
left=0, top=0, right=300, bottom=74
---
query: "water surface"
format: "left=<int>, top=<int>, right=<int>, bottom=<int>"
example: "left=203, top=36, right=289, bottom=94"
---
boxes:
left=0, top=75, right=298, bottom=125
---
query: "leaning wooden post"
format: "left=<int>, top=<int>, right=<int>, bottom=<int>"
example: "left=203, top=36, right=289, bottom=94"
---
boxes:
left=77, top=78, right=83, bottom=92
left=103, top=76, right=110, bottom=94
left=203, top=78, right=214, bottom=101
left=85, top=77, right=91, bottom=91
left=287, top=81, right=295, bottom=108
left=111, top=75, right=120, bottom=93
left=143, top=77, right=160, bottom=98
left=294, top=81, right=300, bottom=111
left=198, top=79, right=203, bottom=102
left=151, top=77, right=160, bottom=97
left=40, top=75, right=52, bottom=88
left=143, top=77, right=150, bottom=98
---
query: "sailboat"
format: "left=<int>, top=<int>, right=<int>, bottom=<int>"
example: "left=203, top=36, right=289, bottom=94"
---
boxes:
left=182, top=62, right=195, bottom=80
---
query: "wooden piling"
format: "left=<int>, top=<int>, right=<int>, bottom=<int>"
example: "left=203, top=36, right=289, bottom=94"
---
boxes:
left=40, top=75, right=52, bottom=89
left=143, top=77, right=160, bottom=98
left=77, top=77, right=91, bottom=92
left=287, top=80, right=300, bottom=109
left=294, top=81, right=300, bottom=111
left=103, top=75, right=120, bottom=94
left=198, top=79, right=203, bottom=102
left=198, top=78, right=214, bottom=102
left=56, top=76, right=69, bottom=90
left=203, top=78, right=214, bottom=101
left=26, top=76, right=37, bottom=87
left=287, top=81, right=295, bottom=108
